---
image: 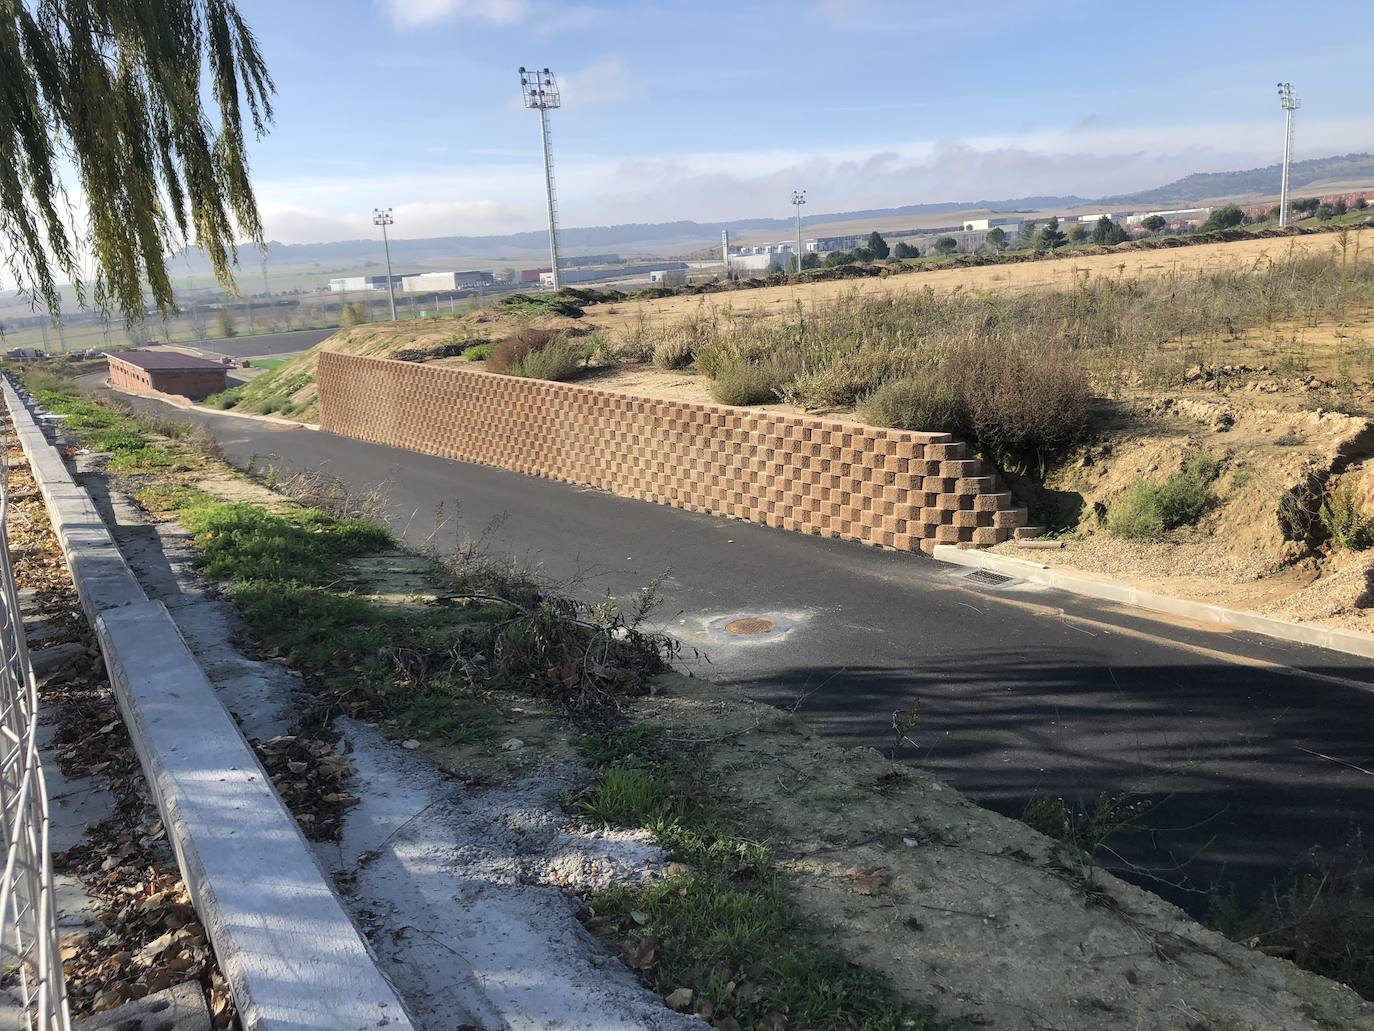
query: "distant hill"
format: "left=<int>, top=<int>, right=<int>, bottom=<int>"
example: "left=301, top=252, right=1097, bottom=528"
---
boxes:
left=1101, top=152, right=1374, bottom=206
left=164, top=154, right=1374, bottom=278
left=171, top=195, right=1089, bottom=274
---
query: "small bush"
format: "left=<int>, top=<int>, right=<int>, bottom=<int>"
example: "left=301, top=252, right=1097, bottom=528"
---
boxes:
left=462, top=342, right=494, bottom=361
left=786, top=349, right=921, bottom=410
left=1319, top=481, right=1374, bottom=550
left=1209, top=856, right=1374, bottom=998
left=506, top=337, right=592, bottom=381
left=498, top=292, right=584, bottom=318
left=856, top=376, right=962, bottom=433
left=956, top=337, right=1092, bottom=459
left=652, top=337, right=695, bottom=371
left=487, top=327, right=563, bottom=374
left=709, top=357, right=794, bottom=405
left=1108, top=452, right=1219, bottom=540
left=203, top=386, right=244, bottom=410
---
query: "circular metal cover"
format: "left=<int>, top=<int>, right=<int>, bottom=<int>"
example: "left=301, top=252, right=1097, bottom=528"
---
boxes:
left=723, top=616, right=776, bottom=636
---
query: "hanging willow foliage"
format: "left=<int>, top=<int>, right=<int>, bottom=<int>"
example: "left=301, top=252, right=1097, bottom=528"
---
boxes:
left=0, top=0, right=274, bottom=322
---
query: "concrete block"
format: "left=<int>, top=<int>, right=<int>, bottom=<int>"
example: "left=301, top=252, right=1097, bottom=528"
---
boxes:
left=79, top=981, right=210, bottom=1031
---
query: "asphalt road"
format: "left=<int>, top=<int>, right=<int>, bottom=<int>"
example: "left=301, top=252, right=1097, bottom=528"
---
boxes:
left=187, top=328, right=334, bottom=359
left=115, top=394, right=1374, bottom=915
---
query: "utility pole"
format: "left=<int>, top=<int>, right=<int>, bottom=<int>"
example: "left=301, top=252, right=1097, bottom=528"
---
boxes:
left=791, top=190, right=806, bottom=273
left=519, top=67, right=563, bottom=290
left=1277, top=82, right=1300, bottom=228
left=373, top=208, right=398, bottom=320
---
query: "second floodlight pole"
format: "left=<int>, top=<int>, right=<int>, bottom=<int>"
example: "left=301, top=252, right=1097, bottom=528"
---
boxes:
left=374, top=207, right=397, bottom=321
left=792, top=189, right=806, bottom=273
left=1277, top=82, right=1299, bottom=228
left=520, top=66, right=563, bottom=291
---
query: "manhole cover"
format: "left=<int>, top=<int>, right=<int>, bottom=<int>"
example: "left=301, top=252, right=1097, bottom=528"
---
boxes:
left=964, top=569, right=1015, bottom=587
left=724, top=616, right=776, bottom=636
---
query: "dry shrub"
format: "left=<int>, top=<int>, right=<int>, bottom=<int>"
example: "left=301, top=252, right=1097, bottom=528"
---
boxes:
left=956, top=337, right=1092, bottom=458
left=785, top=348, right=923, bottom=409
left=856, top=339, right=1092, bottom=462
left=653, top=337, right=695, bottom=370
left=488, top=327, right=562, bottom=374
left=710, top=355, right=798, bottom=405
left=506, top=337, right=592, bottom=381
left=856, top=376, right=961, bottom=433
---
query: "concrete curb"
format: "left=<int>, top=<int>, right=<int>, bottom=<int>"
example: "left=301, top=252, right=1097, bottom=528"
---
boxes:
left=3, top=377, right=415, bottom=1030
left=933, top=544, right=1374, bottom=661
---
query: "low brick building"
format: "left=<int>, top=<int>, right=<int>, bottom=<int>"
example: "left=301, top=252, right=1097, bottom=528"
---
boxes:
left=105, top=350, right=229, bottom=401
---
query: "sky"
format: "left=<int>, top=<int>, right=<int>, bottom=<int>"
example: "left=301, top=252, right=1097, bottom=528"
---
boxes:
left=228, top=0, right=1374, bottom=245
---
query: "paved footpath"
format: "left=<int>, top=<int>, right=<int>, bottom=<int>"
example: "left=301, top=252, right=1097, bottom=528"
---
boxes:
left=114, top=394, right=1374, bottom=916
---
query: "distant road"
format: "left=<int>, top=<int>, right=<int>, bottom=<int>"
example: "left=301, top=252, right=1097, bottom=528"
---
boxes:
left=190, top=328, right=334, bottom=359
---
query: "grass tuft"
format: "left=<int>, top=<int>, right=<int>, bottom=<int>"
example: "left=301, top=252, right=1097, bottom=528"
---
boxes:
left=572, top=726, right=940, bottom=1029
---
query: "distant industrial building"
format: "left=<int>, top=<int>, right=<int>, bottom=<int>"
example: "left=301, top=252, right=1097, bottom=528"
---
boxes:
left=328, top=275, right=405, bottom=293
left=1076, top=212, right=1129, bottom=224
left=564, top=254, right=621, bottom=268
left=804, top=236, right=862, bottom=254
left=962, top=217, right=1023, bottom=233
left=518, top=268, right=550, bottom=283
left=537, top=261, right=688, bottom=288
left=400, top=271, right=493, bottom=292
left=105, top=349, right=228, bottom=401
left=1125, top=208, right=1212, bottom=227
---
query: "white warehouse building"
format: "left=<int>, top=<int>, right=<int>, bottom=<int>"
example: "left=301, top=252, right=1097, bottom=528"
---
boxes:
left=328, top=275, right=404, bottom=293
left=400, top=271, right=493, bottom=292
left=961, top=217, right=1022, bottom=233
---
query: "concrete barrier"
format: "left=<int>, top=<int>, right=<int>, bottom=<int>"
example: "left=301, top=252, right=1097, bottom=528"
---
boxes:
left=3, top=377, right=415, bottom=1030
left=933, top=544, right=1374, bottom=661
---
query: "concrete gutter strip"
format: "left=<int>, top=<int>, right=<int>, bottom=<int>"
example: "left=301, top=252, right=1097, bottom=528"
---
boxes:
left=98, top=604, right=412, bottom=1031
left=3, top=378, right=416, bottom=1030
left=933, top=544, right=1374, bottom=661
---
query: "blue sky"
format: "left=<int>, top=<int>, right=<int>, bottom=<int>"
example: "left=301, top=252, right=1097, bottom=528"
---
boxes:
left=239, top=0, right=1373, bottom=243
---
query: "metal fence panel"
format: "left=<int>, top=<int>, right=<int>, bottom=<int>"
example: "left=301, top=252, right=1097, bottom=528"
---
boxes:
left=0, top=440, right=72, bottom=1031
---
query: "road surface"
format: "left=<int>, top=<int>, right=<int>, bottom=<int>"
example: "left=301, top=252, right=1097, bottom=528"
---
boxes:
left=111, top=394, right=1374, bottom=916
left=184, top=328, right=334, bottom=359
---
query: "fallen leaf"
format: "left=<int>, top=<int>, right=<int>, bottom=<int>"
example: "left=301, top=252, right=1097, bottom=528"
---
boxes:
left=849, top=866, right=892, bottom=896
left=622, top=936, right=658, bottom=971
left=664, top=987, right=693, bottom=1011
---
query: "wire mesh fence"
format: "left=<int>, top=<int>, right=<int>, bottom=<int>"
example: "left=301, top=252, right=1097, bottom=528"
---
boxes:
left=0, top=438, right=72, bottom=1030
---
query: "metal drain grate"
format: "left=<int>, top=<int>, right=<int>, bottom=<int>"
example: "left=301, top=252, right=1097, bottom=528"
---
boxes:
left=724, top=616, right=777, bottom=636
left=963, top=569, right=1015, bottom=587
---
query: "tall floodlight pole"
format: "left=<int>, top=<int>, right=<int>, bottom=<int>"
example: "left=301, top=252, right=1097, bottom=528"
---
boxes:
left=373, top=208, right=397, bottom=321
left=519, top=67, right=563, bottom=290
left=1277, top=82, right=1300, bottom=228
left=791, top=189, right=806, bottom=273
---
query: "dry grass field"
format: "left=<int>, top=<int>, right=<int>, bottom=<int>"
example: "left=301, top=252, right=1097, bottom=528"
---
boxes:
left=591, top=231, right=1366, bottom=337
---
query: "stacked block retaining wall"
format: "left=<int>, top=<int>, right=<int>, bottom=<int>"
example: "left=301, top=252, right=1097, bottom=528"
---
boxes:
left=316, top=351, right=1028, bottom=552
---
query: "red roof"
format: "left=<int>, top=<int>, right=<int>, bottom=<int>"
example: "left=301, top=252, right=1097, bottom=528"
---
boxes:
left=106, top=349, right=227, bottom=371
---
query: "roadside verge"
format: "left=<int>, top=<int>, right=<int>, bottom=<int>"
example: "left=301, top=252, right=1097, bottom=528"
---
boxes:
left=933, top=543, right=1374, bottom=660
left=3, top=376, right=415, bottom=1030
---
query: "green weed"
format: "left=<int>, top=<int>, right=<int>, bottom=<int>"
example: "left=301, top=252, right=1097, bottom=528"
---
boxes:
left=573, top=727, right=939, bottom=1029
left=1319, top=481, right=1374, bottom=550
left=1107, top=452, right=1219, bottom=540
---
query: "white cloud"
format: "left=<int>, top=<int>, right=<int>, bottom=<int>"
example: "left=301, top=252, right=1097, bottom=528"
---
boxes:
left=383, top=0, right=529, bottom=29
left=557, top=56, right=634, bottom=108
left=247, top=115, right=1374, bottom=244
